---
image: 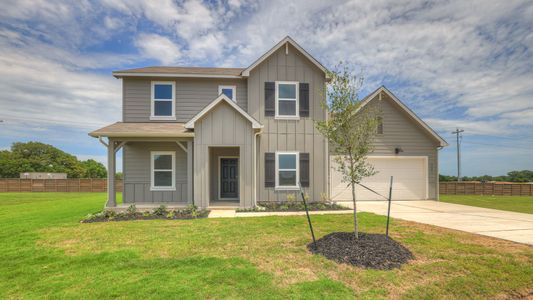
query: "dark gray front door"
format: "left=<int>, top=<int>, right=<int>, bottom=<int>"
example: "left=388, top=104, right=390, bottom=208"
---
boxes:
left=220, top=158, right=238, bottom=199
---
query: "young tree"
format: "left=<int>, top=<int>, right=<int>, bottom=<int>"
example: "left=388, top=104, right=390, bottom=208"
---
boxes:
left=316, top=64, right=380, bottom=239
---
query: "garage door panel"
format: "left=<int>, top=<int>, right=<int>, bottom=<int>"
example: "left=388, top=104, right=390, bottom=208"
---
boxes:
left=330, top=156, right=427, bottom=201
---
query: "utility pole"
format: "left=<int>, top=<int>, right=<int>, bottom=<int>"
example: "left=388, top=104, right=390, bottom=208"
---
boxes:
left=451, top=128, right=464, bottom=181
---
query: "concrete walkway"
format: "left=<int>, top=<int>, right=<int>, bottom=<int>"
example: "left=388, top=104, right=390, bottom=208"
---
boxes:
left=208, top=209, right=353, bottom=218
left=337, top=200, right=533, bottom=245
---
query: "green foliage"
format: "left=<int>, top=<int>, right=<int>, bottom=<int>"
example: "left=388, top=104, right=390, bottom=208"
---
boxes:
left=440, top=170, right=533, bottom=182
left=316, top=64, right=380, bottom=185
left=286, top=193, right=296, bottom=203
left=153, top=205, right=168, bottom=216
left=315, top=63, right=380, bottom=237
left=166, top=210, right=176, bottom=219
left=126, top=204, right=137, bottom=215
left=80, top=159, right=107, bottom=178
left=0, top=141, right=107, bottom=178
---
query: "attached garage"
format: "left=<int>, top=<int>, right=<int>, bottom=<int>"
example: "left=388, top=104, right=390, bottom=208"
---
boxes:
left=330, top=156, right=428, bottom=201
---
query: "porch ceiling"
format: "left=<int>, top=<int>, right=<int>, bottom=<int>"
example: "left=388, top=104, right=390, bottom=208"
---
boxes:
left=89, top=122, right=194, bottom=138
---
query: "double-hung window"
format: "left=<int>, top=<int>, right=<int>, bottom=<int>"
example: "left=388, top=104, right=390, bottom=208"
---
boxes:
left=275, top=81, right=299, bottom=118
left=151, top=81, right=175, bottom=120
left=151, top=151, right=175, bottom=191
left=218, top=85, right=236, bottom=102
left=276, top=152, right=299, bottom=189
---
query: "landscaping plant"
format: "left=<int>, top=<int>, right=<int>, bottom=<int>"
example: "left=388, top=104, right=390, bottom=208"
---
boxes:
left=316, top=63, right=380, bottom=239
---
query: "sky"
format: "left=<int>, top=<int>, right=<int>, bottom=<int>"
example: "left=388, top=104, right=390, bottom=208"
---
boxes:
left=0, top=0, right=532, bottom=176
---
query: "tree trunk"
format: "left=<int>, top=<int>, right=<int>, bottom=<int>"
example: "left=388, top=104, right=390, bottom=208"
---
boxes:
left=351, top=182, right=358, bottom=239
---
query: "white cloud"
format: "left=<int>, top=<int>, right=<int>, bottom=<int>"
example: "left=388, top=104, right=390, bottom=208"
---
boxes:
left=1, top=0, right=532, bottom=176
left=425, top=118, right=509, bottom=136
left=135, top=33, right=182, bottom=64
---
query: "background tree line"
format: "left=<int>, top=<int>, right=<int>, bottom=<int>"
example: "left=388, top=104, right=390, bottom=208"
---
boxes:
left=0, top=142, right=111, bottom=179
left=440, top=170, right=533, bottom=183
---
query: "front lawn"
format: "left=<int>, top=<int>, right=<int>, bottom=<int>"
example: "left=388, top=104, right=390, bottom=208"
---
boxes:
left=0, top=193, right=532, bottom=299
left=440, top=194, right=533, bottom=214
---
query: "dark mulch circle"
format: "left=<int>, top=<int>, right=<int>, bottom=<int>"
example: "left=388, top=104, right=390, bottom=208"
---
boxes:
left=308, top=232, right=414, bottom=270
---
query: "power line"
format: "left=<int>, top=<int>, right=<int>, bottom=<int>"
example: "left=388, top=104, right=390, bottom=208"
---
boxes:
left=451, top=128, right=464, bottom=181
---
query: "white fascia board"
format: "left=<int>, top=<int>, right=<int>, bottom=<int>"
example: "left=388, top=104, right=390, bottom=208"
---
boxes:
left=185, top=94, right=263, bottom=129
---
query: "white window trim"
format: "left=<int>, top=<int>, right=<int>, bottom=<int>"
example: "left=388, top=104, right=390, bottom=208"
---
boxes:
left=275, top=151, right=299, bottom=190
left=150, top=81, right=176, bottom=120
left=275, top=81, right=299, bottom=120
left=218, top=156, right=239, bottom=200
left=218, top=85, right=237, bottom=102
left=150, top=151, right=176, bottom=191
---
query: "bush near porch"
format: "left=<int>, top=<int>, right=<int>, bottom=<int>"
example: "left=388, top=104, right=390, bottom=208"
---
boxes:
left=1, top=192, right=532, bottom=299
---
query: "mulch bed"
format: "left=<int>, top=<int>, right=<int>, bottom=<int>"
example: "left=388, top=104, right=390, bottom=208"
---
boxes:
left=81, top=211, right=210, bottom=223
left=237, top=202, right=349, bottom=212
left=308, top=232, right=414, bottom=270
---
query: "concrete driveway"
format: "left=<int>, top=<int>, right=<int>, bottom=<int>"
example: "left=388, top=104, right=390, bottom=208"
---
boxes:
left=337, top=200, right=533, bottom=245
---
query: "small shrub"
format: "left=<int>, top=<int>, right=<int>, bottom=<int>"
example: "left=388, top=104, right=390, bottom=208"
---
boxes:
left=126, top=204, right=137, bottom=215
left=142, top=210, right=151, bottom=217
left=153, top=205, right=167, bottom=216
left=320, top=192, right=329, bottom=203
left=286, top=193, right=296, bottom=204
left=103, top=210, right=116, bottom=219
left=83, top=213, right=97, bottom=221
left=166, top=210, right=176, bottom=219
left=303, top=193, right=310, bottom=202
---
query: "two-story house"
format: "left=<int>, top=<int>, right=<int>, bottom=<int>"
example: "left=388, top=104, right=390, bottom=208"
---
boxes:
left=89, top=36, right=447, bottom=210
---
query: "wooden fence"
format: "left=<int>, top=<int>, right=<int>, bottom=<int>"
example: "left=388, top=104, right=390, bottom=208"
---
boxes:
left=0, top=179, right=123, bottom=192
left=440, top=182, right=533, bottom=196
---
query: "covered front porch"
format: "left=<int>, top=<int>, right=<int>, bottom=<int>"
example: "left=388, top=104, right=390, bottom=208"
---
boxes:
left=89, top=122, right=194, bottom=210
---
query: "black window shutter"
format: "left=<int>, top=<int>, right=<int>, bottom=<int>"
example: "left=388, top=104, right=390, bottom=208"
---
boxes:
left=265, top=152, right=275, bottom=187
left=299, top=83, right=309, bottom=117
left=300, top=153, right=310, bottom=187
left=265, top=82, right=275, bottom=117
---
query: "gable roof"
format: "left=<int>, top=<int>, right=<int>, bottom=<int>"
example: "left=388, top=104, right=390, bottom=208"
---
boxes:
left=185, top=94, right=263, bottom=129
left=241, top=36, right=330, bottom=80
left=113, top=66, right=244, bottom=78
left=360, top=86, right=448, bottom=147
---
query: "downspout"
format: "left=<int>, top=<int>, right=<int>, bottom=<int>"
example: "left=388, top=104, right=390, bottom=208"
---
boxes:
left=253, top=129, right=262, bottom=207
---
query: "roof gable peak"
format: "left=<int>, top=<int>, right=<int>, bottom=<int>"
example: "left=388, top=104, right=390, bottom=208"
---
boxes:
left=241, top=36, right=330, bottom=79
left=185, top=94, right=263, bottom=129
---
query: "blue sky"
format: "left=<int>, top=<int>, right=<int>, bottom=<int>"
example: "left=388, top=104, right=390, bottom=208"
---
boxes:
left=0, top=0, right=532, bottom=176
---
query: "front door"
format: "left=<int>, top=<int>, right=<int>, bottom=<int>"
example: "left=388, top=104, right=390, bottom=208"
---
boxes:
left=220, top=158, right=238, bottom=199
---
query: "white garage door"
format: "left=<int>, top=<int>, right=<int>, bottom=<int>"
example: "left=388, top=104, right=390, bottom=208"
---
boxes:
left=330, top=156, right=428, bottom=201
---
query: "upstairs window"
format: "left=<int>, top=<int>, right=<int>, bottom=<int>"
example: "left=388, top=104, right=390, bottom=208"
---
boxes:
left=275, top=81, right=299, bottom=118
left=151, top=151, right=175, bottom=190
left=219, top=85, right=236, bottom=102
left=276, top=152, right=299, bottom=189
left=151, top=81, right=175, bottom=119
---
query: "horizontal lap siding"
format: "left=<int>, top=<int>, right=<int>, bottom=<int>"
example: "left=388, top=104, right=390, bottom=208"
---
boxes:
left=123, top=78, right=248, bottom=122
left=367, top=94, right=440, bottom=199
left=123, top=142, right=189, bottom=203
left=248, top=44, right=328, bottom=202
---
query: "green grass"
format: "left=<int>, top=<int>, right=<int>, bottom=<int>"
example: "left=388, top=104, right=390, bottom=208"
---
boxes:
left=0, top=193, right=532, bottom=299
left=440, top=194, right=533, bottom=214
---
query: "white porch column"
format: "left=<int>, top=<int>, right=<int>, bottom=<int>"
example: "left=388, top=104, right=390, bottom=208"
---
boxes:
left=187, top=140, right=194, bottom=205
left=107, top=140, right=116, bottom=207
